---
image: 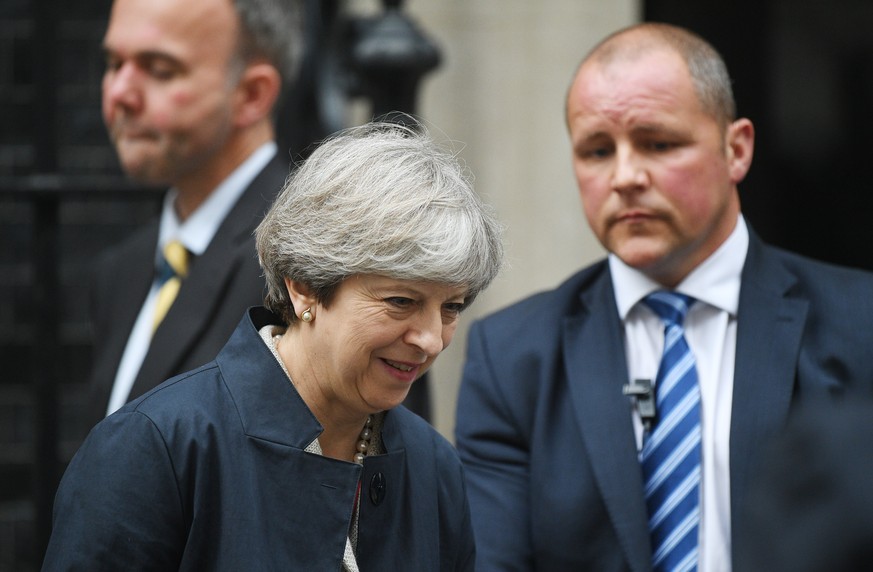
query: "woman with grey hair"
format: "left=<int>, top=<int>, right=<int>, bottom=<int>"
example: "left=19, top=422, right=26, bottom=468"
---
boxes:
left=43, top=121, right=503, bottom=571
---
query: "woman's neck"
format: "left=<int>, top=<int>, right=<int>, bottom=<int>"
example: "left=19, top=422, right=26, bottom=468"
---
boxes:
left=276, top=329, right=370, bottom=462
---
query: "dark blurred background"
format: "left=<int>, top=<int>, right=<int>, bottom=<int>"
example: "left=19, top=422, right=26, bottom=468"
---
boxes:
left=2, top=0, right=872, bottom=569
left=647, top=0, right=873, bottom=271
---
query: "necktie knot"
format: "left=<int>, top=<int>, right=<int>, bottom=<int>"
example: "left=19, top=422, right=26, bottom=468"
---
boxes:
left=156, top=240, right=189, bottom=286
left=163, top=240, right=189, bottom=278
left=644, top=291, right=695, bottom=328
left=152, top=240, right=189, bottom=332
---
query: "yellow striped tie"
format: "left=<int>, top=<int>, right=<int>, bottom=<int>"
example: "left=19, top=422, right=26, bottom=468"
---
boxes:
left=152, top=240, right=189, bottom=332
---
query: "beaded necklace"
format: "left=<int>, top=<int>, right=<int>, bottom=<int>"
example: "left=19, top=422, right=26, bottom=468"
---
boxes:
left=354, top=415, right=374, bottom=464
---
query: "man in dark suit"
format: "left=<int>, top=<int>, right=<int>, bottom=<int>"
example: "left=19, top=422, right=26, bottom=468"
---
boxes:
left=455, top=22, right=873, bottom=571
left=87, top=0, right=305, bottom=426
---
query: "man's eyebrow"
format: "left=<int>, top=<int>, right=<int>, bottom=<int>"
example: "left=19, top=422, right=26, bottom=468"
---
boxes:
left=100, top=46, right=184, bottom=67
left=573, top=130, right=612, bottom=147
left=579, top=130, right=611, bottom=140
left=630, top=123, right=683, bottom=137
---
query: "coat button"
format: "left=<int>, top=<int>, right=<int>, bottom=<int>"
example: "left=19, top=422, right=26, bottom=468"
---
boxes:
left=369, top=472, right=386, bottom=506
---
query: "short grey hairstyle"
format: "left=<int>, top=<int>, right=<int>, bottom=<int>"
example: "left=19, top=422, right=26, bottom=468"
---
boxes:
left=231, top=0, right=305, bottom=82
left=256, top=121, right=505, bottom=325
left=577, top=22, right=736, bottom=129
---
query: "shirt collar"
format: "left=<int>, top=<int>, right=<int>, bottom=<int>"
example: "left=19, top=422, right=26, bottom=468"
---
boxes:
left=157, top=141, right=278, bottom=258
left=609, top=214, right=749, bottom=319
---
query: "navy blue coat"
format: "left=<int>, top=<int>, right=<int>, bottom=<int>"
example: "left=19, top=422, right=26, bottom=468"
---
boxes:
left=456, top=231, right=873, bottom=571
left=45, top=307, right=474, bottom=571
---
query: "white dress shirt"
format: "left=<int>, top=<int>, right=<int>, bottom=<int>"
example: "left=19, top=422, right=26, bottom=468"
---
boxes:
left=609, top=214, right=749, bottom=572
left=106, top=142, right=278, bottom=416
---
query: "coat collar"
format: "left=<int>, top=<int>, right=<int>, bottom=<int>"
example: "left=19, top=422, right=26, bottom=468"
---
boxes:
left=216, top=306, right=414, bottom=453
left=213, top=309, right=449, bottom=568
left=216, top=307, right=325, bottom=448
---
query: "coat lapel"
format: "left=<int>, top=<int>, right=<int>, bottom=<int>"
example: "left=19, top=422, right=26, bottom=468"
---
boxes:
left=730, top=235, right=807, bottom=560
left=221, top=309, right=429, bottom=569
left=564, top=269, right=653, bottom=572
left=215, top=308, right=365, bottom=568
left=218, top=307, right=325, bottom=447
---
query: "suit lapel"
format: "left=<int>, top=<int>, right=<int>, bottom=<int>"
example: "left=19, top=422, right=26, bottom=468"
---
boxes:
left=87, top=223, right=159, bottom=423
left=730, top=235, right=807, bottom=560
left=131, top=157, right=288, bottom=396
left=563, top=269, right=653, bottom=572
left=109, top=225, right=161, bottom=335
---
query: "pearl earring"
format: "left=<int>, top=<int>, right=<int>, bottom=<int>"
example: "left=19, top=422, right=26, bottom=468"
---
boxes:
left=301, top=308, right=313, bottom=323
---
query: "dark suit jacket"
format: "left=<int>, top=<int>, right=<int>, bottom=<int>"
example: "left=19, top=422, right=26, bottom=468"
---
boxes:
left=741, top=398, right=873, bottom=572
left=87, top=154, right=430, bottom=428
left=455, top=231, right=873, bottom=572
left=46, top=307, right=474, bottom=571
left=87, top=155, right=289, bottom=428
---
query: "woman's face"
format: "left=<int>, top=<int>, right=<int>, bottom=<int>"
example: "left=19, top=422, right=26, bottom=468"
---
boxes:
left=297, top=274, right=467, bottom=415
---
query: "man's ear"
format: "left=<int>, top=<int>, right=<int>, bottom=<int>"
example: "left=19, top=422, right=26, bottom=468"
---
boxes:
left=233, top=62, right=281, bottom=128
left=726, top=118, right=755, bottom=184
left=284, top=278, right=317, bottom=320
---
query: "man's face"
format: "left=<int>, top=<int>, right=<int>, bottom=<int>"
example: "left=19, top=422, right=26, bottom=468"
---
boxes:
left=101, top=0, right=241, bottom=187
left=566, top=47, right=752, bottom=286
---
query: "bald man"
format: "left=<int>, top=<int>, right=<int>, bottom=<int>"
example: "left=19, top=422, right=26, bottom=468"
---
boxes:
left=456, top=22, right=873, bottom=572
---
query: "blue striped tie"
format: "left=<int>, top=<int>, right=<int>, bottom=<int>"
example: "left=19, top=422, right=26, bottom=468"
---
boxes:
left=641, top=292, right=700, bottom=572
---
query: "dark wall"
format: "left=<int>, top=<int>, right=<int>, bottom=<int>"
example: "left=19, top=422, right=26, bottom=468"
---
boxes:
left=1, top=2, right=141, bottom=570
left=646, top=0, right=873, bottom=271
